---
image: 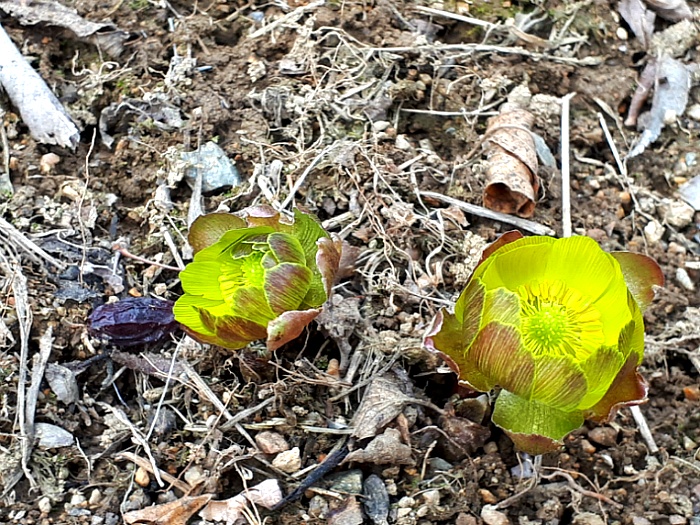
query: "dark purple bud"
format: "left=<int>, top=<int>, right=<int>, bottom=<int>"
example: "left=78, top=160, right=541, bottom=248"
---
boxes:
left=88, top=297, right=178, bottom=346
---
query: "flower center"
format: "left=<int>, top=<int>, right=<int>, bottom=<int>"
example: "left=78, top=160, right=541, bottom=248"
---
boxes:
left=518, top=280, right=603, bottom=361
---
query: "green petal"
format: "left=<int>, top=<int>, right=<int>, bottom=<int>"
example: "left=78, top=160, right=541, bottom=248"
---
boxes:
left=577, top=346, right=625, bottom=410
left=426, top=279, right=485, bottom=367
left=230, top=287, right=276, bottom=326
left=481, top=287, right=521, bottom=328
left=611, top=251, right=664, bottom=312
left=530, top=356, right=587, bottom=410
left=264, top=263, right=313, bottom=315
left=492, top=390, right=584, bottom=454
left=588, top=267, right=633, bottom=346
left=266, top=308, right=321, bottom=351
left=194, top=226, right=276, bottom=262
left=173, top=295, right=222, bottom=336
left=200, top=309, right=268, bottom=349
left=267, top=232, right=306, bottom=265
left=465, top=322, right=534, bottom=397
left=188, top=212, right=246, bottom=254
left=585, top=351, right=647, bottom=422
left=544, top=236, right=617, bottom=303
left=477, top=237, right=554, bottom=291
left=180, top=262, right=224, bottom=301
left=292, top=208, right=328, bottom=266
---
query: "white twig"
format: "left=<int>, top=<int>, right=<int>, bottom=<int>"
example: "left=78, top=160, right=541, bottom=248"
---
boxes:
left=248, top=0, right=325, bottom=40
left=560, top=92, right=576, bottom=238
left=597, top=112, right=627, bottom=177
left=630, top=405, right=659, bottom=454
left=0, top=23, right=79, bottom=148
left=419, top=191, right=555, bottom=236
left=280, top=143, right=339, bottom=210
left=413, top=5, right=497, bottom=29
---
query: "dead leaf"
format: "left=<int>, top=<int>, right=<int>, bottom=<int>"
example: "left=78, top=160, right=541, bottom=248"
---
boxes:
left=482, top=103, right=539, bottom=218
left=345, top=428, right=415, bottom=466
left=0, top=0, right=128, bottom=57
left=628, top=55, right=691, bottom=158
left=352, top=374, right=413, bottom=440
left=199, top=479, right=282, bottom=525
left=646, top=0, right=692, bottom=21
left=618, top=0, right=656, bottom=48
left=123, top=495, right=211, bottom=525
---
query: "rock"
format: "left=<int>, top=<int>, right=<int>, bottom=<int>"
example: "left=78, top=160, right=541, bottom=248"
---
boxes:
left=679, top=175, right=700, bottom=210
left=579, top=439, right=596, bottom=454
left=344, top=428, right=414, bottom=465
left=456, top=513, right=478, bottom=525
left=38, top=496, right=52, bottom=514
left=184, top=465, right=206, bottom=486
left=572, top=512, right=606, bottom=525
left=88, top=489, right=102, bottom=506
left=658, top=199, right=695, bottom=228
left=395, top=135, right=411, bottom=150
left=327, top=496, right=364, bottom=525
left=363, top=475, right=389, bottom=525
left=426, top=457, right=453, bottom=476
left=588, top=426, right=618, bottom=447
left=255, top=431, right=290, bottom=454
left=479, top=489, right=498, bottom=504
left=40, top=152, right=61, bottom=174
left=35, top=422, right=74, bottom=448
left=329, top=469, right=363, bottom=494
left=632, top=517, right=652, bottom=525
left=669, top=515, right=687, bottom=525
left=181, top=141, right=242, bottom=194
left=481, top=505, right=511, bottom=525
left=644, top=220, right=665, bottom=244
left=134, top=466, right=150, bottom=487
left=308, top=495, right=329, bottom=519
left=272, top=447, right=301, bottom=473
left=676, top=268, right=695, bottom=291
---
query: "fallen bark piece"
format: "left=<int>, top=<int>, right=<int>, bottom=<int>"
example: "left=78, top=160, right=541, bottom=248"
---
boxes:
left=0, top=23, right=79, bottom=149
left=628, top=55, right=691, bottom=158
left=123, top=495, right=212, bottom=525
left=0, top=0, right=127, bottom=57
left=482, top=103, right=539, bottom=218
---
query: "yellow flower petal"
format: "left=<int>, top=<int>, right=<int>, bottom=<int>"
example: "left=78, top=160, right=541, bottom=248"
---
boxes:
left=179, top=262, right=224, bottom=301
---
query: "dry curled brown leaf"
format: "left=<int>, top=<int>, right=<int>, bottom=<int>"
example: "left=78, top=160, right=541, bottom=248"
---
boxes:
left=482, top=103, right=539, bottom=218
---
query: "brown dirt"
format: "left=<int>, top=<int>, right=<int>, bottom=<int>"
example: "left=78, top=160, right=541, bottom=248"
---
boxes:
left=1, top=1, right=699, bottom=524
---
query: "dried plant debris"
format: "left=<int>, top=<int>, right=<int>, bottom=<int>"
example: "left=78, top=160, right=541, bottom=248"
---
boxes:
left=123, top=494, right=212, bottom=525
left=351, top=372, right=415, bottom=440
left=645, top=0, right=692, bottom=21
left=482, top=103, right=540, bottom=218
left=628, top=56, right=692, bottom=158
left=618, top=0, right=656, bottom=48
left=198, top=480, right=283, bottom=525
left=0, top=0, right=128, bottom=57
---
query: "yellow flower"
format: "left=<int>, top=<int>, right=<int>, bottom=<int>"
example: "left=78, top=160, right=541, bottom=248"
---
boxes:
left=174, top=206, right=341, bottom=351
left=425, top=232, right=663, bottom=454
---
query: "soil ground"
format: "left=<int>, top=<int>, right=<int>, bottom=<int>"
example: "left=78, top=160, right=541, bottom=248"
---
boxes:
left=0, top=1, right=700, bottom=524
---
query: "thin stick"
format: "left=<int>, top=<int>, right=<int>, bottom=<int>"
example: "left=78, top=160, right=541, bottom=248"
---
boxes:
left=280, top=143, right=338, bottom=210
left=630, top=405, right=659, bottom=454
left=597, top=112, right=627, bottom=177
left=413, top=5, right=497, bottom=29
left=0, top=217, right=66, bottom=270
left=560, top=92, right=576, bottom=238
left=419, top=191, right=555, bottom=236
left=248, top=0, right=325, bottom=40
left=117, top=451, right=191, bottom=494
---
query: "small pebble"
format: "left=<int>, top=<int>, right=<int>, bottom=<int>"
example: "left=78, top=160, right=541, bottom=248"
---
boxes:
left=633, top=517, right=652, bottom=525
left=573, top=512, right=605, bottom=525
left=580, top=439, right=596, bottom=455
left=372, top=120, right=390, bottom=132
left=89, top=489, right=102, bottom=506
left=683, top=435, right=697, bottom=451
left=683, top=385, right=700, bottom=400
left=398, top=496, right=416, bottom=508
left=363, top=474, right=389, bottom=525
left=668, top=516, right=686, bottom=525
left=420, top=489, right=441, bottom=507
left=308, top=495, right=328, bottom=518
left=272, top=447, right=301, bottom=473
left=38, top=497, right=52, bottom=514
left=483, top=441, right=498, bottom=454
left=588, top=426, right=618, bottom=447
left=70, top=493, right=87, bottom=508
left=481, top=505, right=511, bottom=525
left=479, top=488, right=498, bottom=504
left=40, top=152, right=61, bottom=174
left=184, top=465, right=206, bottom=487
left=456, top=513, right=478, bottom=525
left=328, top=496, right=364, bottom=525
left=427, top=457, right=453, bottom=476
left=687, top=104, right=700, bottom=122
left=330, top=469, right=364, bottom=494
left=676, top=268, right=695, bottom=291
left=644, top=220, right=665, bottom=244
left=658, top=199, right=695, bottom=229
left=395, top=135, right=412, bottom=150
left=616, top=27, right=628, bottom=40
left=134, top=466, right=150, bottom=487
left=255, top=431, right=290, bottom=454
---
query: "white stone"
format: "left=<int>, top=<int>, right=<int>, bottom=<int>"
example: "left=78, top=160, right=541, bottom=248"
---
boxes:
left=644, top=220, right=665, bottom=244
left=272, top=447, right=301, bottom=473
left=616, top=27, right=628, bottom=40
left=659, top=199, right=695, bottom=228
left=676, top=267, right=695, bottom=291
left=395, top=134, right=412, bottom=150
left=38, top=497, right=52, bottom=514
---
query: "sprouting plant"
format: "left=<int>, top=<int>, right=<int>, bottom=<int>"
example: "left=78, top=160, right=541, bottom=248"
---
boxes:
left=424, top=232, right=664, bottom=454
left=174, top=206, right=341, bottom=351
